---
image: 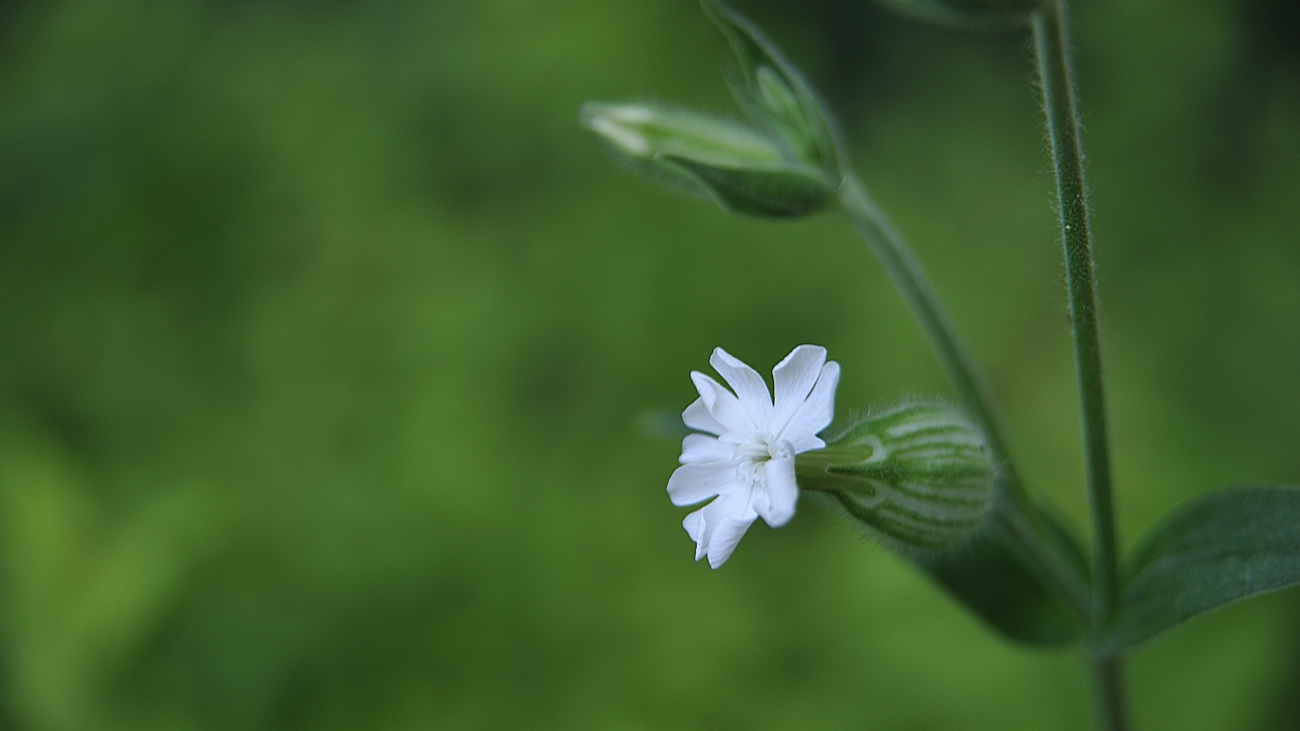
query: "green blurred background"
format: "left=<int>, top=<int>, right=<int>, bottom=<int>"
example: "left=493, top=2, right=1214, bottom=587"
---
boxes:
left=1, top=0, right=1297, bottom=728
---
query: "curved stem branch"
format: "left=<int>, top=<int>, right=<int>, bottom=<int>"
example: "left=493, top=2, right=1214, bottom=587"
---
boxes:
left=837, top=177, right=1009, bottom=466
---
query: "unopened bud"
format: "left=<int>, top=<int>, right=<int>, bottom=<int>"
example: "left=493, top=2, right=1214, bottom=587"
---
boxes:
left=580, top=102, right=834, bottom=217
left=796, top=402, right=995, bottom=552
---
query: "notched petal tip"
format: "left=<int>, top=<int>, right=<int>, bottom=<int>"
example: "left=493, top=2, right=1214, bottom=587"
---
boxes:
left=690, top=370, right=753, bottom=438
left=772, top=344, right=828, bottom=422
left=708, top=348, right=773, bottom=423
left=774, top=357, right=840, bottom=450
left=708, top=348, right=755, bottom=377
left=778, top=343, right=827, bottom=365
left=689, top=371, right=719, bottom=405
left=682, top=396, right=726, bottom=436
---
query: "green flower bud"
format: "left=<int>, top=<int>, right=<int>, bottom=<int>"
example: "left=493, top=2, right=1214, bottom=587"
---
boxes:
left=877, top=0, right=1044, bottom=31
left=702, top=0, right=846, bottom=178
left=580, top=102, right=835, bottom=218
left=796, top=402, right=995, bottom=552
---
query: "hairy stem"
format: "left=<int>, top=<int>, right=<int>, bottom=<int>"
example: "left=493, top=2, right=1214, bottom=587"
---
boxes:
left=838, top=177, right=1008, bottom=464
left=1033, top=1, right=1127, bottom=729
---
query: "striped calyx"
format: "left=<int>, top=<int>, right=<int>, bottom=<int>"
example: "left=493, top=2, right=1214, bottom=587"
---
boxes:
left=795, top=403, right=995, bottom=552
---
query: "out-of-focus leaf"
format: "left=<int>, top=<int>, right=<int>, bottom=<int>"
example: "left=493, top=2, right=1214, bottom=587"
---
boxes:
left=1092, top=485, right=1300, bottom=654
left=917, top=504, right=1086, bottom=645
left=876, top=0, right=1042, bottom=31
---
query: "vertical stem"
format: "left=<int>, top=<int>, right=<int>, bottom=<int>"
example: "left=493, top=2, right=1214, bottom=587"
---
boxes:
left=1033, top=0, right=1118, bottom=630
left=1032, top=2, right=1127, bottom=729
left=1093, top=657, right=1130, bottom=731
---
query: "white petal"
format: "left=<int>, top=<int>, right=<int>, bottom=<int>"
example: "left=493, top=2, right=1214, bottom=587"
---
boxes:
left=683, top=508, right=706, bottom=559
left=684, top=497, right=729, bottom=561
left=667, top=461, right=739, bottom=506
left=709, top=348, right=772, bottom=429
left=779, top=361, right=840, bottom=452
left=691, top=371, right=754, bottom=440
left=684, top=491, right=759, bottom=566
left=771, top=345, right=826, bottom=430
left=682, top=397, right=726, bottom=436
left=679, top=433, right=734, bottom=463
left=756, top=456, right=798, bottom=527
left=705, top=514, right=756, bottom=568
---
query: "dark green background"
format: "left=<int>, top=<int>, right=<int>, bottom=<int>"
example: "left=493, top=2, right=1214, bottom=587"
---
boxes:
left=1, top=0, right=1297, bottom=728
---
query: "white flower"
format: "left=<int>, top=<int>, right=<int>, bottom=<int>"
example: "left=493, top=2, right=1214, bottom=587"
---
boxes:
left=667, top=345, right=841, bottom=568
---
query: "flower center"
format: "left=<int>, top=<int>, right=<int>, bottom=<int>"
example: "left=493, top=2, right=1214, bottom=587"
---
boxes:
left=734, top=436, right=795, bottom=486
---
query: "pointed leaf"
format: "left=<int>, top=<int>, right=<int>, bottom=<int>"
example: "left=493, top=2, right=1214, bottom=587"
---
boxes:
left=1093, top=484, right=1300, bottom=654
left=700, top=0, right=845, bottom=176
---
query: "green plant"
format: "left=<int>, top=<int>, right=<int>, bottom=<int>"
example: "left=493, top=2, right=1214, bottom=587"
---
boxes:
left=582, top=2, right=1300, bottom=728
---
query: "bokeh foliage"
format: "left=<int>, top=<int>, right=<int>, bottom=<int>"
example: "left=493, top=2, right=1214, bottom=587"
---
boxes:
left=1, top=0, right=1297, bottom=728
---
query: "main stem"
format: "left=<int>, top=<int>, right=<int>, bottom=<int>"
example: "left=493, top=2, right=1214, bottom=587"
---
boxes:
left=1032, top=2, right=1127, bottom=729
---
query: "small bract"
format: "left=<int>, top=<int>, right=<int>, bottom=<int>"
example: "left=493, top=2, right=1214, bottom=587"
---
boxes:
left=667, top=345, right=840, bottom=568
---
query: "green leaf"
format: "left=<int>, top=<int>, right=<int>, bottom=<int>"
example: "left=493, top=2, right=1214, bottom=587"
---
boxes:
left=1092, top=484, right=1300, bottom=654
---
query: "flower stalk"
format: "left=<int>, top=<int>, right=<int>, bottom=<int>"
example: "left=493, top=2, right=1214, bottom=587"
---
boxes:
left=836, top=178, right=1009, bottom=472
